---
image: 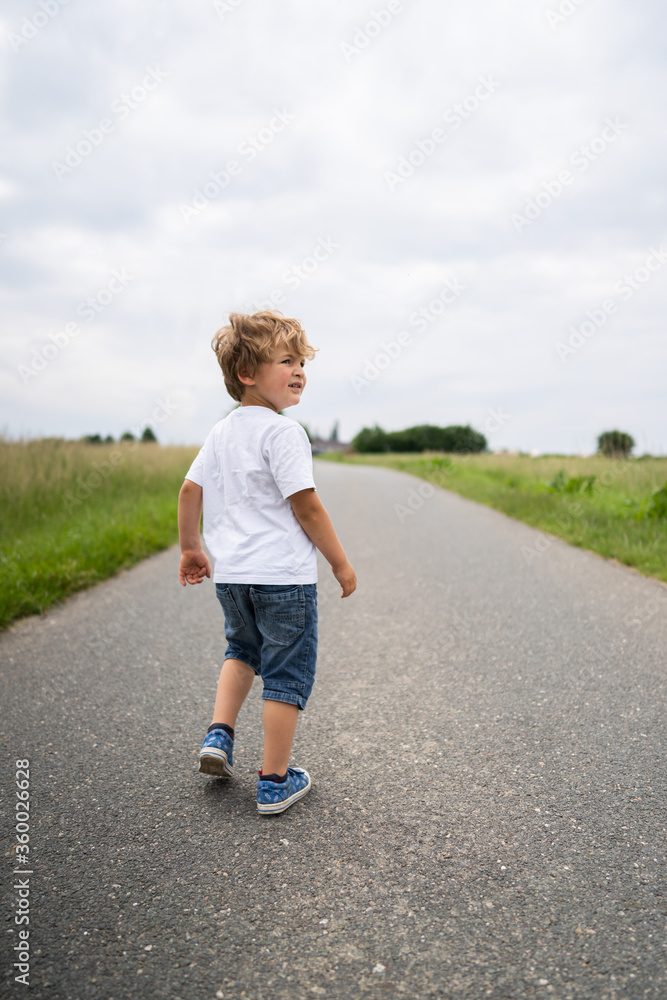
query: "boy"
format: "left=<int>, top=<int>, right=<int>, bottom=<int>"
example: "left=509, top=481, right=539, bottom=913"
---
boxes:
left=178, top=311, right=356, bottom=815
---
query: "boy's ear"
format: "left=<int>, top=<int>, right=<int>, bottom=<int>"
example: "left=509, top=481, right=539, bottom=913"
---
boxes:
left=238, top=369, right=256, bottom=386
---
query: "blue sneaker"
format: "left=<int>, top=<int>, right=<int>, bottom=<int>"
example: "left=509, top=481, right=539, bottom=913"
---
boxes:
left=257, top=767, right=311, bottom=814
left=198, top=728, right=234, bottom=777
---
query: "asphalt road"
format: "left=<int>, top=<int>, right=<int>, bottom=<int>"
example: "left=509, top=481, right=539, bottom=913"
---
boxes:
left=2, top=460, right=667, bottom=1000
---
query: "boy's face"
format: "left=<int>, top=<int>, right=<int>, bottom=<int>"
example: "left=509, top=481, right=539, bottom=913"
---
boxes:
left=239, top=348, right=307, bottom=411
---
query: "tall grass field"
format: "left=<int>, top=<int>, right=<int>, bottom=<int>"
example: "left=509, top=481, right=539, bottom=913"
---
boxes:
left=319, top=451, right=667, bottom=584
left=0, top=439, right=198, bottom=630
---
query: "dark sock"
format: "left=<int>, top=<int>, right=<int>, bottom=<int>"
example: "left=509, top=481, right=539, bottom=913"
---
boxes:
left=208, top=723, right=234, bottom=738
left=261, top=771, right=287, bottom=783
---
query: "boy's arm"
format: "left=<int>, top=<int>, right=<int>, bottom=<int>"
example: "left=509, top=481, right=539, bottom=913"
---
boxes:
left=178, top=479, right=211, bottom=586
left=288, top=488, right=356, bottom=597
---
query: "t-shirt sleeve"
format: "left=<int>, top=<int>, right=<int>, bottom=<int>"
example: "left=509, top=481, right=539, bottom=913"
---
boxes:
left=184, top=445, right=205, bottom=487
left=267, top=423, right=316, bottom=499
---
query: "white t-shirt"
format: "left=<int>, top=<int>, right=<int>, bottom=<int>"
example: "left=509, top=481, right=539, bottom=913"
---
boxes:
left=184, top=406, right=317, bottom=584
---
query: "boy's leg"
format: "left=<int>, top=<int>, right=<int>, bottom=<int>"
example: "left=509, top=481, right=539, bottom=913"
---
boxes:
left=250, top=583, right=316, bottom=811
left=211, top=657, right=255, bottom=728
left=257, top=697, right=311, bottom=815
left=262, top=699, right=299, bottom=777
left=198, top=658, right=255, bottom=777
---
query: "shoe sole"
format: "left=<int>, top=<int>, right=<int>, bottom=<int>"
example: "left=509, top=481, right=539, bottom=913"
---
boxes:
left=257, top=773, right=311, bottom=815
left=198, top=750, right=233, bottom=778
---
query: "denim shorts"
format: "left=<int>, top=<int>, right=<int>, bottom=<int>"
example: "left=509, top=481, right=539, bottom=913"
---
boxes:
left=215, top=583, right=318, bottom=710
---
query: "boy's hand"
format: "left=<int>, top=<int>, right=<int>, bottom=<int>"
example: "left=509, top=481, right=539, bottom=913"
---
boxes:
left=179, top=549, right=211, bottom=587
left=333, top=560, right=357, bottom=598
left=178, top=481, right=209, bottom=586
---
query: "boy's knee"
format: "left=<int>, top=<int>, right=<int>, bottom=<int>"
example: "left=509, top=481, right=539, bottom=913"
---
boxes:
left=262, top=690, right=308, bottom=711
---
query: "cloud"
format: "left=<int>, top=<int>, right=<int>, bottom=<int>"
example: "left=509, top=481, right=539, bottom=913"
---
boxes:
left=1, top=0, right=666, bottom=453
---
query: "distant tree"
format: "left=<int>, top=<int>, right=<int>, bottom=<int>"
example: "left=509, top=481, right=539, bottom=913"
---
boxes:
left=597, top=430, right=634, bottom=458
left=83, top=433, right=102, bottom=444
left=438, top=424, right=487, bottom=454
left=352, top=425, right=390, bottom=453
left=141, top=426, right=158, bottom=443
left=330, top=420, right=339, bottom=443
left=104, top=435, right=114, bottom=444
left=385, top=424, right=487, bottom=454
left=120, top=431, right=136, bottom=442
left=352, top=423, right=488, bottom=454
left=385, top=427, right=424, bottom=452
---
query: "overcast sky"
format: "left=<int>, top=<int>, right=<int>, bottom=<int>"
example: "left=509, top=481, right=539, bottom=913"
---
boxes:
left=2, top=0, right=665, bottom=454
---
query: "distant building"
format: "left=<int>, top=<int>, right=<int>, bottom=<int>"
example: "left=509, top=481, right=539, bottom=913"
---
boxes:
left=310, top=436, right=348, bottom=455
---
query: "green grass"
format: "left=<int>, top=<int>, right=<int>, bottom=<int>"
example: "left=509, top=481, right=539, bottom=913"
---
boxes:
left=318, top=451, right=667, bottom=583
left=0, top=439, right=199, bottom=630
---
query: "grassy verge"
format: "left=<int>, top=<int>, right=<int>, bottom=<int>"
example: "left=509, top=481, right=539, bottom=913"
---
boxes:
left=3, top=441, right=664, bottom=631
left=0, top=439, right=199, bottom=630
left=317, top=451, right=667, bottom=583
